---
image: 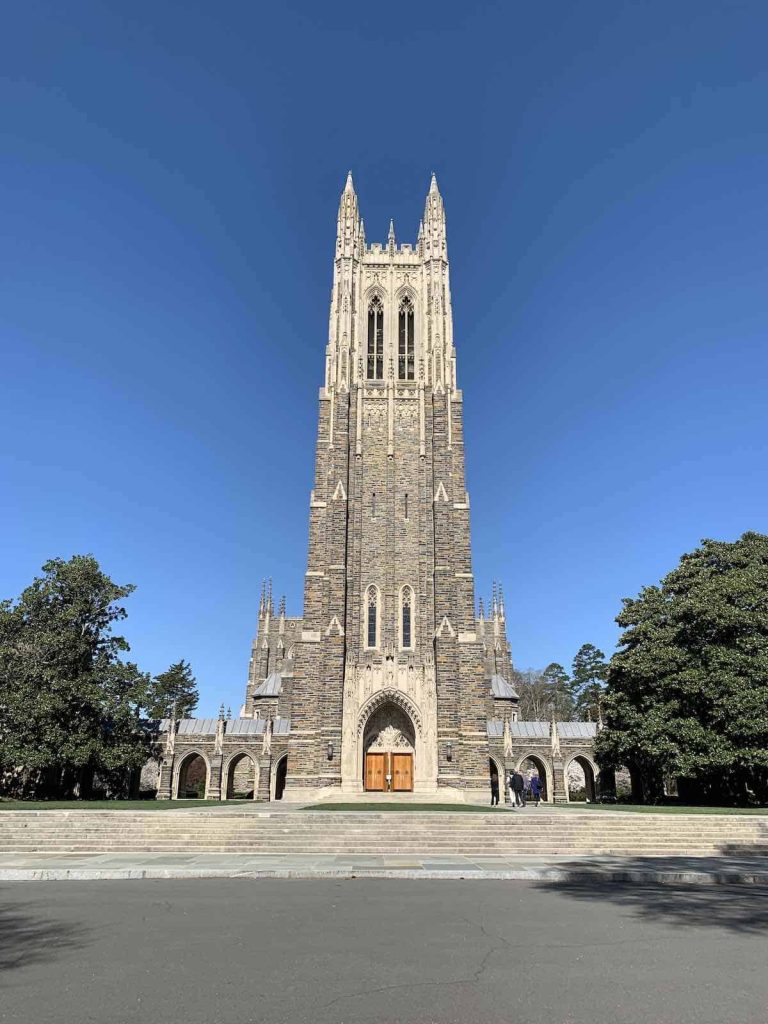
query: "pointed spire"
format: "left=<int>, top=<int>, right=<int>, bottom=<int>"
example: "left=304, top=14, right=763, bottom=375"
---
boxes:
left=492, top=581, right=498, bottom=618
left=337, top=171, right=362, bottom=257
left=259, top=579, right=266, bottom=617
left=267, top=578, right=274, bottom=615
left=423, top=173, right=446, bottom=257
left=551, top=709, right=561, bottom=757
left=218, top=702, right=226, bottom=720
left=387, top=218, right=396, bottom=255
left=503, top=717, right=513, bottom=758
left=279, top=594, right=286, bottom=618
left=498, top=583, right=505, bottom=620
left=478, top=596, right=485, bottom=620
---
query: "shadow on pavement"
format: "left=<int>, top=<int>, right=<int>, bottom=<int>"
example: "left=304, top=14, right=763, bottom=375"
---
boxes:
left=536, top=868, right=768, bottom=935
left=0, top=902, right=89, bottom=971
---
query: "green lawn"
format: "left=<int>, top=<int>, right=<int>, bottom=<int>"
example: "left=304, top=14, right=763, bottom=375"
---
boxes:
left=305, top=802, right=499, bottom=812
left=0, top=800, right=252, bottom=811
left=560, top=802, right=768, bottom=815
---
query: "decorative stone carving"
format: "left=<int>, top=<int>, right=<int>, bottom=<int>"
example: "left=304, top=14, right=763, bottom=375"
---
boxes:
left=368, top=725, right=411, bottom=751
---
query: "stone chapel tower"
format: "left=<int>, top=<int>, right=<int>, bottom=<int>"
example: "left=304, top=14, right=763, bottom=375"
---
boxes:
left=247, top=174, right=516, bottom=800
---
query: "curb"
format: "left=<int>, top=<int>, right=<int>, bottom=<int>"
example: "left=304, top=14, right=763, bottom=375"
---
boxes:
left=2, top=867, right=767, bottom=884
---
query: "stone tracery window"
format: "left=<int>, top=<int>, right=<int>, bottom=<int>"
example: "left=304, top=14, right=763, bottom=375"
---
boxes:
left=366, top=586, right=379, bottom=649
left=400, top=586, right=414, bottom=650
left=398, top=296, right=415, bottom=380
left=367, top=296, right=384, bottom=380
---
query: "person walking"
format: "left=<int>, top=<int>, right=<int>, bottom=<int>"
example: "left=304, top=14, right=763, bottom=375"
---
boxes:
left=507, top=771, right=517, bottom=808
left=512, top=770, right=526, bottom=808
left=530, top=773, right=543, bottom=807
left=490, top=771, right=500, bottom=806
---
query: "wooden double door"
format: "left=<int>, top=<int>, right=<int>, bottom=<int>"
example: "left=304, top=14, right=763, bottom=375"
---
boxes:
left=364, top=752, right=413, bottom=792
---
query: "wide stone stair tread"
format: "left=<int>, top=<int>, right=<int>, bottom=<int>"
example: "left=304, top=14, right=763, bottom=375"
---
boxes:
left=2, top=808, right=765, bottom=860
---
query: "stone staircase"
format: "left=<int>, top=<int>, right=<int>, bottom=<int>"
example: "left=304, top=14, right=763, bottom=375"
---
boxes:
left=1, top=809, right=767, bottom=857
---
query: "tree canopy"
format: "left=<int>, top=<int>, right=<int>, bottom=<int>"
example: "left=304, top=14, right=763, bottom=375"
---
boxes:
left=596, top=532, right=768, bottom=804
left=0, top=555, right=182, bottom=799
left=571, top=643, right=608, bottom=721
left=144, top=660, right=198, bottom=720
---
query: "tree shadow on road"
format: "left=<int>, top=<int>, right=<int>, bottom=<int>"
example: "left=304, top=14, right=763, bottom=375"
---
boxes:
left=536, top=870, right=768, bottom=935
left=0, top=903, right=89, bottom=972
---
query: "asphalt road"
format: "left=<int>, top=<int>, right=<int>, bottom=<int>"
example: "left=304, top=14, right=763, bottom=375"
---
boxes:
left=1, top=879, right=767, bottom=1024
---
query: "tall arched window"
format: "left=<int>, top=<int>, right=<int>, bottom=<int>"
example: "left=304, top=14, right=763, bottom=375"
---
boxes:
left=366, top=586, right=378, bottom=649
left=398, top=296, right=415, bottom=380
left=367, top=296, right=384, bottom=380
left=400, top=586, right=414, bottom=650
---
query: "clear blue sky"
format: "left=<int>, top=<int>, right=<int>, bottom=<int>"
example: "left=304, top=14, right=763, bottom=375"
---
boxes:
left=2, top=2, right=766, bottom=714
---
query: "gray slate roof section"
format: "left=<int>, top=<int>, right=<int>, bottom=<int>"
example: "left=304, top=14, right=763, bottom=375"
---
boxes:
left=177, top=718, right=218, bottom=735
left=557, top=721, right=598, bottom=739
left=510, top=721, right=551, bottom=739
left=253, top=672, right=283, bottom=698
left=157, top=716, right=291, bottom=737
left=226, top=718, right=263, bottom=736
left=486, top=719, right=504, bottom=738
left=490, top=675, right=520, bottom=700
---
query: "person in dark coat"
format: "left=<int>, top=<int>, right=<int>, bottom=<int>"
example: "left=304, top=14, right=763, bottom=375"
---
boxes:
left=530, top=773, right=543, bottom=807
left=490, top=771, right=500, bottom=806
left=512, top=771, right=526, bottom=807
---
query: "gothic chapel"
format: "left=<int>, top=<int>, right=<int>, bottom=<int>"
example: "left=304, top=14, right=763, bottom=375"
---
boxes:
left=247, top=172, right=514, bottom=800
left=157, top=175, right=597, bottom=804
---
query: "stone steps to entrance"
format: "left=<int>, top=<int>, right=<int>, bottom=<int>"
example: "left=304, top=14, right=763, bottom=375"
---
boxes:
left=1, top=808, right=765, bottom=857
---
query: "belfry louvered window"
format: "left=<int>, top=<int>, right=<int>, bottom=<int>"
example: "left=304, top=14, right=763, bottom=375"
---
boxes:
left=367, top=296, right=384, bottom=380
left=366, top=586, right=378, bottom=648
left=398, top=296, right=415, bottom=380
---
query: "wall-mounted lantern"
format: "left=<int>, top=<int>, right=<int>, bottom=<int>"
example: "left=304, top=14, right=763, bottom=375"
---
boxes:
left=446, top=741, right=453, bottom=762
left=327, top=741, right=334, bottom=761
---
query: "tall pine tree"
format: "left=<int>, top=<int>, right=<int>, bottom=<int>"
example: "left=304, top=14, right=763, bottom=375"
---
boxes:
left=145, top=660, right=199, bottom=720
left=571, top=643, right=608, bottom=721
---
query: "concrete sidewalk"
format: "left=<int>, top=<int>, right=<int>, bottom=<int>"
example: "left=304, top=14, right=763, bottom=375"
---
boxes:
left=1, top=850, right=767, bottom=883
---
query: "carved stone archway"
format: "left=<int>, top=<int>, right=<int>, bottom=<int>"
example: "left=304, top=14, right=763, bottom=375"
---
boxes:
left=339, top=662, right=438, bottom=796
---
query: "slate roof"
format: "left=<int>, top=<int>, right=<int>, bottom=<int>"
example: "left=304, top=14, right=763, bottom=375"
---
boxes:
left=226, top=717, right=263, bottom=736
left=253, top=671, right=283, bottom=698
left=157, top=716, right=291, bottom=736
left=490, top=675, right=520, bottom=700
left=510, top=721, right=550, bottom=739
left=177, top=718, right=219, bottom=736
left=556, top=721, right=597, bottom=740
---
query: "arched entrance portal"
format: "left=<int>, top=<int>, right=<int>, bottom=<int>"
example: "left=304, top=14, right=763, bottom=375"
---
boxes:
left=518, top=755, right=549, bottom=802
left=273, top=755, right=287, bottom=801
left=362, top=702, right=416, bottom=792
left=567, top=755, right=597, bottom=803
left=226, top=753, right=258, bottom=800
left=176, top=752, right=208, bottom=799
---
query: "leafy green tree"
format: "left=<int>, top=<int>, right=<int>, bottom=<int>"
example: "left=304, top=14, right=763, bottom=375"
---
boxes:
left=596, top=532, right=768, bottom=804
left=541, top=662, right=576, bottom=721
left=0, top=555, right=150, bottom=798
left=571, top=643, right=608, bottom=721
left=145, top=660, right=198, bottom=720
